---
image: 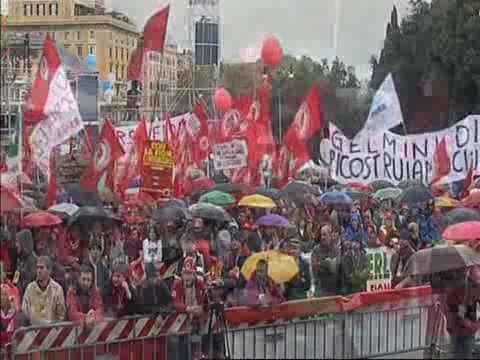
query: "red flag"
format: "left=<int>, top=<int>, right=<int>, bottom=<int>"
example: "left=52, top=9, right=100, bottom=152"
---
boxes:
left=127, top=47, right=144, bottom=81
left=143, top=5, right=170, bottom=53
left=23, top=35, right=62, bottom=124
left=284, top=84, right=323, bottom=150
left=45, top=148, right=58, bottom=207
left=430, top=137, right=451, bottom=186
left=256, top=78, right=275, bottom=149
left=117, top=119, right=149, bottom=199
left=191, top=101, right=210, bottom=167
left=461, top=165, right=476, bottom=198
left=81, top=120, right=125, bottom=191
left=274, top=144, right=310, bottom=188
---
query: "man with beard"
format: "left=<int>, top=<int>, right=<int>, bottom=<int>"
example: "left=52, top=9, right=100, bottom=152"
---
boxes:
left=311, top=224, right=339, bottom=297
left=66, top=265, right=104, bottom=327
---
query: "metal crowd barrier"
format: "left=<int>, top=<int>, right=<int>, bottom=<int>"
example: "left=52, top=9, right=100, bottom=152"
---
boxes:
left=4, top=287, right=459, bottom=360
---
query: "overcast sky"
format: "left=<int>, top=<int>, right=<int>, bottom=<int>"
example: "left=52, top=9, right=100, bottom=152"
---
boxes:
left=107, top=0, right=412, bottom=78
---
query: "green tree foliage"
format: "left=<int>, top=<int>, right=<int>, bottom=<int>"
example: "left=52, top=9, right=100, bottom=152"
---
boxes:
left=371, top=0, right=480, bottom=131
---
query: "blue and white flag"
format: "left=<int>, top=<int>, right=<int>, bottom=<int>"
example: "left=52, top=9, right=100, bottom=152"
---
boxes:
left=355, top=73, right=404, bottom=139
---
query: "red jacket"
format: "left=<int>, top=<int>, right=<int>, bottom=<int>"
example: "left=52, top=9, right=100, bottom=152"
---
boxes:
left=172, top=277, right=207, bottom=313
left=66, top=285, right=104, bottom=324
left=0, top=244, right=12, bottom=275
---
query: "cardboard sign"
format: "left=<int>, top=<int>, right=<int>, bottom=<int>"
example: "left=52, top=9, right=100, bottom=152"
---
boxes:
left=214, top=139, right=248, bottom=170
left=366, top=247, right=393, bottom=292
left=324, top=115, right=480, bottom=185
left=142, top=141, right=174, bottom=199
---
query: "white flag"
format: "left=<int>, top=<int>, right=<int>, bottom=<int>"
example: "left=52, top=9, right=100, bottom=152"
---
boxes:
left=355, top=73, right=404, bottom=139
left=29, top=37, right=84, bottom=178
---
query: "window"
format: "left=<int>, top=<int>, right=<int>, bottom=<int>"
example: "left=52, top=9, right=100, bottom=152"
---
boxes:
left=49, top=4, right=53, bottom=15
left=109, top=48, right=112, bottom=58
left=54, top=3, right=58, bottom=16
left=65, top=32, right=70, bottom=40
left=115, top=47, right=118, bottom=59
left=77, top=46, right=83, bottom=57
left=36, top=4, right=41, bottom=16
left=89, top=45, right=95, bottom=55
left=109, top=63, right=113, bottom=73
left=89, top=31, right=95, bottom=40
left=77, top=31, right=81, bottom=41
left=24, top=4, right=28, bottom=16
left=41, top=4, right=46, bottom=16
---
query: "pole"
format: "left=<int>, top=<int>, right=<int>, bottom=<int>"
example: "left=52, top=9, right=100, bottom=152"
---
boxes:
left=278, top=88, right=282, bottom=143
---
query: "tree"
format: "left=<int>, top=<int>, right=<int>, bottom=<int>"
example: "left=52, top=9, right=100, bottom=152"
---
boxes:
left=371, top=0, right=480, bottom=132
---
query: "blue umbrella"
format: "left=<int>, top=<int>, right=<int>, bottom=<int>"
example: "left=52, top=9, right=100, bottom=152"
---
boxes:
left=256, top=214, right=290, bottom=228
left=319, top=191, right=353, bottom=205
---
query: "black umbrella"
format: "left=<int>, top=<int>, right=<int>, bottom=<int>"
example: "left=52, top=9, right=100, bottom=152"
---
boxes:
left=58, top=183, right=102, bottom=207
left=254, top=187, right=282, bottom=200
left=152, top=205, right=191, bottom=224
left=212, top=183, right=247, bottom=194
left=189, top=203, right=232, bottom=222
left=370, top=180, right=394, bottom=191
left=398, top=179, right=423, bottom=190
left=442, top=208, right=480, bottom=227
left=68, top=206, right=120, bottom=226
left=398, top=184, right=434, bottom=205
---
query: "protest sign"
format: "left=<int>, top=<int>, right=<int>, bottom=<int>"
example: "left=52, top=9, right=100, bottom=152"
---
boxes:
left=214, top=139, right=248, bottom=170
left=366, top=247, right=393, bottom=292
left=142, top=141, right=175, bottom=199
left=323, top=115, right=479, bottom=185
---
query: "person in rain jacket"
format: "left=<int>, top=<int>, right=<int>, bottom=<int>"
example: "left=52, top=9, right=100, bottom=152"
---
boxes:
left=13, top=230, right=37, bottom=295
left=344, top=213, right=368, bottom=247
left=283, top=238, right=311, bottom=301
left=418, top=211, right=439, bottom=248
left=240, top=259, right=284, bottom=307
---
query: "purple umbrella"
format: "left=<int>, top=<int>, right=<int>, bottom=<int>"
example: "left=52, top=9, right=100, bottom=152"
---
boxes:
left=256, top=214, right=290, bottom=228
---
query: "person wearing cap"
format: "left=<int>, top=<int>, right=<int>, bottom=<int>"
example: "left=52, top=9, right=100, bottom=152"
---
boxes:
left=103, top=261, right=136, bottom=318
left=136, top=263, right=172, bottom=315
left=283, top=238, right=311, bottom=301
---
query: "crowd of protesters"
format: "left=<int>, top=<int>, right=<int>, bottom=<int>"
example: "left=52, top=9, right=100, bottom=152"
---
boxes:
left=0, top=181, right=479, bottom=358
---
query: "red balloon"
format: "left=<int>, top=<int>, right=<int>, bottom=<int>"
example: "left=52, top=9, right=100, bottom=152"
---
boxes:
left=214, top=88, right=232, bottom=113
left=261, top=36, right=283, bottom=67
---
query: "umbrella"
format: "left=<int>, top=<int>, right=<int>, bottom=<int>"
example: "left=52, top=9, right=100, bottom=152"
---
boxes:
left=124, top=192, right=156, bottom=206
left=186, top=177, right=216, bottom=195
left=48, top=203, right=79, bottom=217
left=462, top=192, right=480, bottom=208
left=398, top=179, right=422, bottom=190
left=435, top=197, right=460, bottom=209
left=152, top=205, right=191, bottom=224
left=199, top=191, right=236, bottom=206
left=189, top=203, right=232, bottom=222
left=22, top=211, right=63, bottom=228
left=443, top=222, right=480, bottom=242
left=402, top=245, right=480, bottom=277
left=0, top=186, right=28, bottom=213
left=370, top=180, right=394, bottom=191
left=342, top=188, right=370, bottom=201
left=68, top=206, right=120, bottom=226
left=442, top=208, right=480, bottom=227
left=373, top=187, right=402, bottom=201
left=398, top=184, right=434, bottom=205
left=212, top=183, right=248, bottom=194
left=283, top=181, right=321, bottom=196
left=58, top=183, right=102, bottom=207
left=345, top=182, right=374, bottom=193
left=254, top=187, right=282, bottom=200
left=238, top=194, right=277, bottom=209
left=241, top=251, right=299, bottom=284
left=256, top=214, right=290, bottom=228
left=319, top=191, right=353, bottom=206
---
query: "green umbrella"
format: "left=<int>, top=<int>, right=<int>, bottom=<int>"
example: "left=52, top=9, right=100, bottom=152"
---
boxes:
left=199, top=191, right=235, bottom=206
left=373, top=187, right=402, bottom=201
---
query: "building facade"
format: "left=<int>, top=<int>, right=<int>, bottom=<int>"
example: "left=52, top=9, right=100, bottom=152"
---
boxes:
left=6, top=0, right=139, bottom=83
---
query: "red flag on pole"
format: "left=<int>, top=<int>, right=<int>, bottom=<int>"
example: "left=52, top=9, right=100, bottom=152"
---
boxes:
left=127, top=46, right=144, bottom=81
left=461, top=165, right=476, bottom=198
left=284, top=84, right=323, bottom=150
left=430, top=137, right=451, bottom=186
left=45, top=147, right=58, bottom=208
left=81, top=120, right=125, bottom=192
left=143, top=4, right=170, bottom=53
left=191, top=101, right=210, bottom=167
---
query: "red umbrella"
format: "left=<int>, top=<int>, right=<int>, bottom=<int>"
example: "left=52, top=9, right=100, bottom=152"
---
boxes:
left=0, top=186, right=27, bottom=213
left=186, top=177, right=216, bottom=195
left=443, top=221, right=480, bottom=242
left=22, top=211, right=63, bottom=228
left=462, top=191, right=480, bottom=208
left=346, top=182, right=374, bottom=193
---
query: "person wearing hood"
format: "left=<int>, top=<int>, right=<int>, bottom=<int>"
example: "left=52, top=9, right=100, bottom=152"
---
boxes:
left=83, top=240, right=111, bottom=292
left=136, top=263, right=172, bottom=315
left=344, top=213, right=368, bottom=247
left=13, top=230, right=37, bottom=295
left=66, top=265, right=104, bottom=327
left=103, top=261, right=136, bottom=318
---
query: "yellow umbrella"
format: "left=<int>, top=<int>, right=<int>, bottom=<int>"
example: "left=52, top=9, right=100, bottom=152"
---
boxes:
left=241, top=251, right=299, bottom=284
left=435, top=197, right=460, bottom=208
left=238, top=194, right=277, bottom=208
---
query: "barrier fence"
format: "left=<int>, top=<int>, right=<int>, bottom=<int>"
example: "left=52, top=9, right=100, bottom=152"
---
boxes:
left=1, top=286, right=461, bottom=360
